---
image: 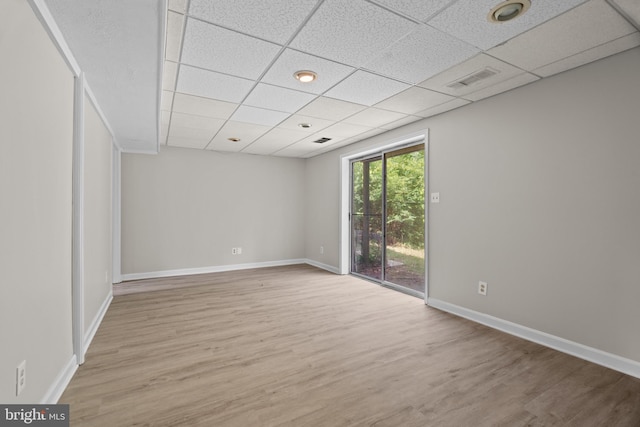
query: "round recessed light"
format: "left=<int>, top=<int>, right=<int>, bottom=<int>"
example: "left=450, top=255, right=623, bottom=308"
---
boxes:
left=488, top=0, right=530, bottom=23
left=298, top=123, right=312, bottom=129
left=294, top=70, right=317, bottom=83
left=227, top=137, right=241, bottom=142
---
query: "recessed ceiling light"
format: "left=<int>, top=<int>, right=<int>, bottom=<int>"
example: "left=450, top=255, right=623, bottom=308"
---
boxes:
left=294, top=70, right=317, bottom=83
left=227, top=137, right=241, bottom=142
left=298, top=123, right=312, bottom=129
left=488, top=0, right=530, bottom=23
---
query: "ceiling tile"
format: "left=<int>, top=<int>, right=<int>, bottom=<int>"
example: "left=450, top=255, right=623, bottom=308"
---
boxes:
left=488, top=0, right=637, bottom=71
left=261, top=49, right=355, bottom=94
left=319, top=122, right=373, bottom=139
left=181, top=18, right=281, bottom=80
left=370, top=0, right=457, bottom=22
left=418, top=53, right=524, bottom=96
left=608, top=0, right=640, bottom=27
left=343, top=108, right=407, bottom=128
left=272, top=145, right=315, bottom=157
left=177, top=65, right=254, bottom=104
left=165, top=11, right=185, bottom=62
left=168, top=125, right=219, bottom=140
left=296, top=97, right=367, bottom=121
left=533, top=32, right=640, bottom=77
left=231, top=105, right=290, bottom=127
left=415, top=98, right=471, bottom=118
left=207, top=121, right=270, bottom=151
left=290, top=0, right=417, bottom=67
left=162, top=61, right=178, bottom=91
left=170, top=112, right=225, bottom=130
left=168, top=0, right=187, bottom=14
left=428, top=0, right=589, bottom=50
left=161, top=90, right=174, bottom=111
left=242, top=128, right=308, bottom=155
left=463, top=73, right=539, bottom=102
left=374, top=86, right=454, bottom=114
left=278, top=114, right=334, bottom=133
left=379, top=115, right=423, bottom=130
left=172, top=93, right=237, bottom=119
left=160, top=122, right=169, bottom=145
left=243, top=83, right=316, bottom=113
left=188, top=0, right=318, bottom=44
left=365, top=25, right=479, bottom=84
left=161, top=111, right=171, bottom=127
left=325, top=70, right=411, bottom=106
left=167, top=135, right=212, bottom=149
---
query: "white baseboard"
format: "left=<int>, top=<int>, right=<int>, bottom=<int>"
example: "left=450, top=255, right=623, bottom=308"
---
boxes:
left=83, top=291, right=113, bottom=355
left=304, top=259, right=341, bottom=274
left=427, top=298, right=640, bottom=379
left=121, top=259, right=307, bottom=282
left=41, top=355, right=78, bottom=404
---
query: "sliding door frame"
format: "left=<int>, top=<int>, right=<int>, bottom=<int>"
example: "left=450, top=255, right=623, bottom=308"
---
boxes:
left=340, top=130, right=429, bottom=303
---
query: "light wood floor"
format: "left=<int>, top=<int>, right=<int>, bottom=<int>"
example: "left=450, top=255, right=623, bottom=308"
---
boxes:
left=62, top=264, right=640, bottom=426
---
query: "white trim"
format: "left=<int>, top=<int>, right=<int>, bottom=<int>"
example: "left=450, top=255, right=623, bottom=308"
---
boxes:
left=85, top=83, right=121, bottom=151
left=27, top=0, right=81, bottom=76
left=339, top=130, right=429, bottom=275
left=112, top=146, right=122, bottom=284
left=40, top=355, right=78, bottom=404
left=428, top=298, right=640, bottom=379
left=72, top=73, right=86, bottom=365
left=156, top=0, right=168, bottom=153
left=121, top=259, right=307, bottom=281
left=121, top=147, right=162, bottom=155
left=83, top=292, right=113, bottom=355
left=304, top=259, right=341, bottom=274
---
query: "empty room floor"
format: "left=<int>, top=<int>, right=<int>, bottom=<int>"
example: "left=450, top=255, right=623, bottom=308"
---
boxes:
left=61, top=265, right=640, bottom=426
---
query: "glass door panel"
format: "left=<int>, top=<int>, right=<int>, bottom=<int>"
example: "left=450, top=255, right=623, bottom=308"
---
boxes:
left=384, top=147, right=425, bottom=293
left=351, top=157, right=383, bottom=281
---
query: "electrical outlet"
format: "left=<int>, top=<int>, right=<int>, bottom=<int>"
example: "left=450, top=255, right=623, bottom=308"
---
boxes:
left=478, top=281, right=488, bottom=296
left=16, top=360, right=26, bottom=396
left=237, top=247, right=242, bottom=255
left=430, top=192, right=440, bottom=203
left=231, top=248, right=237, bottom=255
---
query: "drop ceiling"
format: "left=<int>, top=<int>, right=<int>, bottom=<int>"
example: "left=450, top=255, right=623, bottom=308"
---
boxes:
left=45, top=0, right=640, bottom=157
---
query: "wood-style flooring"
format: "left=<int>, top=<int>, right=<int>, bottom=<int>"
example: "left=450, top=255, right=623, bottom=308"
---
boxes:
left=62, top=264, right=640, bottom=426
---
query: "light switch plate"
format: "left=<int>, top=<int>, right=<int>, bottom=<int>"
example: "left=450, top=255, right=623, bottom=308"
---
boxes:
left=430, top=192, right=440, bottom=203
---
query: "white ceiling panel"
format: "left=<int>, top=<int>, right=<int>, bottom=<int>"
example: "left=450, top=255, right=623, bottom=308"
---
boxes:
left=181, top=18, right=281, bottom=80
left=428, top=0, right=589, bottom=50
left=533, top=32, right=640, bottom=77
left=177, top=65, right=254, bottom=104
left=162, top=61, right=178, bottom=91
left=325, top=71, right=411, bottom=106
left=168, top=125, right=219, bottom=140
left=319, top=122, right=373, bottom=139
left=370, top=0, right=457, bottom=22
left=168, top=0, right=187, bottom=14
left=165, top=11, right=185, bottom=63
left=172, top=93, right=237, bottom=119
left=295, top=97, right=367, bottom=121
left=419, top=54, right=524, bottom=96
left=160, top=122, right=169, bottom=145
left=167, top=135, right=212, bottom=149
left=188, top=0, right=318, bottom=45
left=415, top=98, right=471, bottom=118
left=489, top=0, right=637, bottom=72
left=278, top=114, right=334, bottom=133
left=375, top=86, right=454, bottom=114
left=290, top=0, right=417, bottom=67
left=231, top=105, right=290, bottom=127
left=242, top=128, right=308, bottom=155
left=365, top=25, right=479, bottom=84
left=161, top=90, right=174, bottom=111
left=207, top=121, right=270, bottom=151
left=261, top=49, right=355, bottom=94
left=463, top=73, right=539, bottom=102
left=379, top=115, right=423, bottom=130
left=244, top=83, right=316, bottom=113
left=343, top=108, right=407, bottom=128
left=609, top=0, right=640, bottom=27
left=161, top=111, right=171, bottom=127
left=170, top=112, right=225, bottom=130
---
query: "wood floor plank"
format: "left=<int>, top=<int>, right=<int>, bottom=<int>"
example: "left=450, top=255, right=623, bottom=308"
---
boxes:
left=62, top=265, right=640, bottom=426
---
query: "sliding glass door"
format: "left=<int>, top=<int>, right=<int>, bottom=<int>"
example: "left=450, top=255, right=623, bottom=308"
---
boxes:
left=351, top=144, right=425, bottom=296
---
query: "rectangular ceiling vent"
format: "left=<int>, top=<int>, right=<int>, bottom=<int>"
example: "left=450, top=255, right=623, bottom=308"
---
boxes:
left=447, top=67, right=499, bottom=89
left=313, top=137, right=332, bottom=144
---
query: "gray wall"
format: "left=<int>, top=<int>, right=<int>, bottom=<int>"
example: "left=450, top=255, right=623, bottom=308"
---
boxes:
left=305, top=47, right=640, bottom=363
left=0, top=0, right=75, bottom=402
left=121, top=147, right=306, bottom=275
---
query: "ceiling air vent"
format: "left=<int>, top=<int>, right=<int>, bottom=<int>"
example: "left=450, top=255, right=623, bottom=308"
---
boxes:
left=447, top=67, right=499, bottom=89
left=313, top=137, right=332, bottom=144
